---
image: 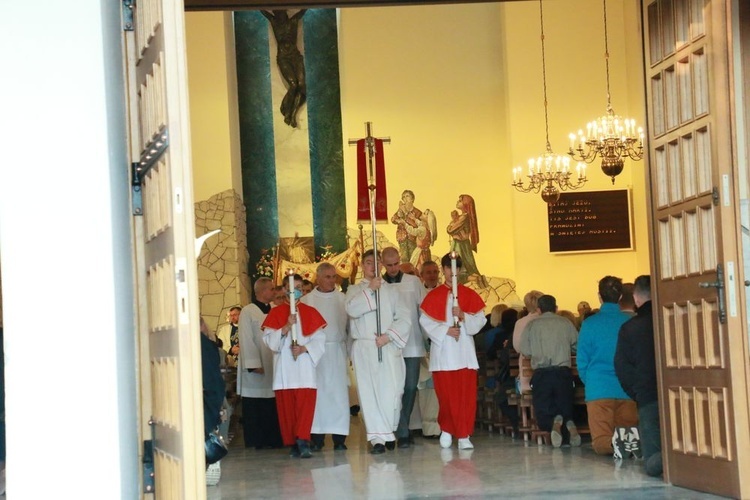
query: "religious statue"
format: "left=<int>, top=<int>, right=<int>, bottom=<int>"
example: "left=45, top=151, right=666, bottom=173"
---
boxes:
left=261, top=10, right=307, bottom=128
left=405, top=208, right=437, bottom=271
left=391, top=190, right=423, bottom=259
left=446, top=194, right=481, bottom=281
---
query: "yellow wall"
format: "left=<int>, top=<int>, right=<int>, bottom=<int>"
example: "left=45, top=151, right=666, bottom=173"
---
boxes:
left=186, top=0, right=651, bottom=312
left=185, top=11, right=242, bottom=202
left=501, top=0, right=649, bottom=311
left=339, top=3, right=513, bottom=281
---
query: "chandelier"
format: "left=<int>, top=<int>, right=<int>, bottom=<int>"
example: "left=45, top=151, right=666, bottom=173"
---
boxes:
left=511, top=0, right=587, bottom=205
left=568, top=0, right=644, bottom=184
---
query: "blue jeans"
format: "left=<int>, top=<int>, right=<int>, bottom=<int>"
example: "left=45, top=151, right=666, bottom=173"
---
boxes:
left=396, top=357, right=421, bottom=439
left=638, top=401, right=663, bottom=477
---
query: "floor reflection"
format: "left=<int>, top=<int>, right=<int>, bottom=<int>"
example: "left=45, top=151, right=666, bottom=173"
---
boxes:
left=207, top=415, right=722, bottom=500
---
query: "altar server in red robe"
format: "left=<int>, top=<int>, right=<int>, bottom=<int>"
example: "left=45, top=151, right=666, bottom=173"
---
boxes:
left=419, top=253, right=485, bottom=450
left=263, top=274, right=327, bottom=458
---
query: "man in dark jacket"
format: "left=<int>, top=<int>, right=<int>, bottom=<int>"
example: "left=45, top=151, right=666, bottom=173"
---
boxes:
left=614, top=275, right=662, bottom=476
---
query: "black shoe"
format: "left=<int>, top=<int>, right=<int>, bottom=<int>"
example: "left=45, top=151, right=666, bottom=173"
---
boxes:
left=397, top=438, right=411, bottom=449
left=350, top=405, right=361, bottom=417
left=289, top=444, right=300, bottom=458
left=385, top=441, right=396, bottom=451
left=297, top=439, right=312, bottom=459
left=333, top=443, right=348, bottom=451
left=310, top=441, right=323, bottom=452
left=370, top=443, right=386, bottom=454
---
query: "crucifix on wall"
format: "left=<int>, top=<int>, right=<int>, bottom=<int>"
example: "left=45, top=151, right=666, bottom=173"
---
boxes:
left=261, top=9, right=307, bottom=128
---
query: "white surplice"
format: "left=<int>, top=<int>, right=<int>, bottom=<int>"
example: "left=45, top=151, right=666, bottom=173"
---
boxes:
left=345, top=280, right=411, bottom=444
left=263, top=314, right=326, bottom=390
left=419, top=297, right=485, bottom=372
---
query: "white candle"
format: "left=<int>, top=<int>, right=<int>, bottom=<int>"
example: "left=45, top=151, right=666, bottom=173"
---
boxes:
left=450, top=251, right=459, bottom=329
left=287, top=270, right=297, bottom=343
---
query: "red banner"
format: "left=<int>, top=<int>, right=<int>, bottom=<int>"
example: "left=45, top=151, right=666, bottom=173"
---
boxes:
left=356, top=138, right=388, bottom=223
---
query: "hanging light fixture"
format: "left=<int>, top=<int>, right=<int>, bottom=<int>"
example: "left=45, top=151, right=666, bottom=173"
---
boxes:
left=511, top=0, right=587, bottom=204
left=568, top=0, right=644, bottom=184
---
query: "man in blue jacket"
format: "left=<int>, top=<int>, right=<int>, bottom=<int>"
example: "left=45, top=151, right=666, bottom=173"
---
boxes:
left=577, top=276, right=638, bottom=455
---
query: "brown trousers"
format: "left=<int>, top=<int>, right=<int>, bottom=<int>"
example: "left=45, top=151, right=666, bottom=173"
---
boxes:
left=586, top=399, right=638, bottom=454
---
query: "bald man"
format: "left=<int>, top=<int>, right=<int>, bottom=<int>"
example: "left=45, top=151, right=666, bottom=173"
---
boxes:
left=382, top=247, right=427, bottom=448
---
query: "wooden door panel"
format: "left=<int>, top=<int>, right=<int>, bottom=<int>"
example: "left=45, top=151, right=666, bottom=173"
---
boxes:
left=125, top=0, right=204, bottom=497
left=644, top=0, right=750, bottom=497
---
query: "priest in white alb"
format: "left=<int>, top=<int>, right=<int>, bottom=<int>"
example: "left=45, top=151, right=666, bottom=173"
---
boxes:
left=300, top=262, right=351, bottom=451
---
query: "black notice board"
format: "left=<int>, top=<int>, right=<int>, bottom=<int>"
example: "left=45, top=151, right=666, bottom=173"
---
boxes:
left=547, top=190, right=632, bottom=253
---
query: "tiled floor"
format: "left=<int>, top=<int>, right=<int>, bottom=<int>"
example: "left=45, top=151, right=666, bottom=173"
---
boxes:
left=207, top=417, right=722, bottom=499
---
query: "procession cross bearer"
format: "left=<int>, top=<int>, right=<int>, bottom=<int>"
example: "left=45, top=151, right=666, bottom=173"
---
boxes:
left=348, top=121, right=390, bottom=362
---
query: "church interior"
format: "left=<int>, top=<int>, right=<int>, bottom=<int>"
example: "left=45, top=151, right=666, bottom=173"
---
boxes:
left=186, top=0, right=651, bottom=335
left=1, top=0, right=749, bottom=498
left=183, top=1, right=712, bottom=498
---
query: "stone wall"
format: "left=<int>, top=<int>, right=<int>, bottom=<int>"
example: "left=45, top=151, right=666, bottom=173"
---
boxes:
left=196, top=189, right=251, bottom=334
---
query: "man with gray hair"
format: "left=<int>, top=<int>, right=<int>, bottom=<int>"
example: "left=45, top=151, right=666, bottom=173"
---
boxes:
left=301, top=262, right=350, bottom=451
left=237, top=276, right=283, bottom=449
left=520, top=294, right=579, bottom=448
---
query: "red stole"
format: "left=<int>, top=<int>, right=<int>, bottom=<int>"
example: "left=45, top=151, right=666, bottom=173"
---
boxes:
left=262, top=303, right=327, bottom=337
left=420, top=284, right=485, bottom=322
left=356, top=138, right=388, bottom=223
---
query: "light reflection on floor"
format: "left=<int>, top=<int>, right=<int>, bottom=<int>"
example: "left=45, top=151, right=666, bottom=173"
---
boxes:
left=207, top=416, right=722, bottom=499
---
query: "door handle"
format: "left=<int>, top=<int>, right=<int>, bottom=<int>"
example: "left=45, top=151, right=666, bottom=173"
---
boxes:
left=699, top=264, right=726, bottom=324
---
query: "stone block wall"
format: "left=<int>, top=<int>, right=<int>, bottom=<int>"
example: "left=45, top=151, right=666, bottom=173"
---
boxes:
left=196, top=189, right=251, bottom=334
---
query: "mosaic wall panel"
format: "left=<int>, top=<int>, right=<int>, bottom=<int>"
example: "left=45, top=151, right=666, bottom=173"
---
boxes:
left=196, top=189, right=251, bottom=334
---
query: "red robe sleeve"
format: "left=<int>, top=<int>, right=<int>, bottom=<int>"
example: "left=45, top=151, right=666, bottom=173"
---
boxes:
left=261, top=302, right=327, bottom=337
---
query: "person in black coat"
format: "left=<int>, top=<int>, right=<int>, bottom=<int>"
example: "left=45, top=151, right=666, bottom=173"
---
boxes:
left=201, top=318, right=226, bottom=441
left=614, top=275, right=662, bottom=476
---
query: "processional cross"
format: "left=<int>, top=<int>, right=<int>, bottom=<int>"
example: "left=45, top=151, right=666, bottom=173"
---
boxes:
left=348, top=122, right=391, bottom=362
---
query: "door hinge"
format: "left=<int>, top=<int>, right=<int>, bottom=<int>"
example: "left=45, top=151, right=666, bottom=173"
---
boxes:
left=712, top=186, right=720, bottom=206
left=142, top=439, right=155, bottom=493
left=123, top=0, right=135, bottom=31
left=132, top=127, right=169, bottom=217
left=132, top=162, right=143, bottom=216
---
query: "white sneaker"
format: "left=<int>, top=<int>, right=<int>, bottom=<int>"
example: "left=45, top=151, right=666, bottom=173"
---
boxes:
left=551, top=415, right=564, bottom=448
left=566, top=420, right=581, bottom=447
left=458, top=437, right=474, bottom=450
left=439, top=431, right=453, bottom=448
left=612, top=427, right=626, bottom=460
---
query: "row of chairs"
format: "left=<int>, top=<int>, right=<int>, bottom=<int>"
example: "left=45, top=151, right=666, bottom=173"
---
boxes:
left=477, top=351, right=589, bottom=445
